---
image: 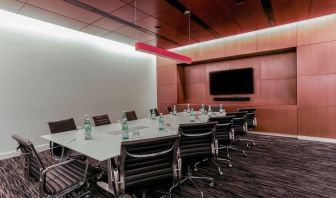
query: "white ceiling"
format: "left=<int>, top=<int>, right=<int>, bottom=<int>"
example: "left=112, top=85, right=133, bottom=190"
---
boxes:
left=0, top=0, right=144, bottom=45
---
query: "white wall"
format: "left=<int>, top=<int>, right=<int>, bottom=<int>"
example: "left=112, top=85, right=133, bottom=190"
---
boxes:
left=0, top=10, right=157, bottom=156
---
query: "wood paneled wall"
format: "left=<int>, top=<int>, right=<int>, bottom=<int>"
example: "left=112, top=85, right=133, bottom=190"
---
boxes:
left=157, top=14, right=336, bottom=139
left=180, top=52, right=297, bottom=106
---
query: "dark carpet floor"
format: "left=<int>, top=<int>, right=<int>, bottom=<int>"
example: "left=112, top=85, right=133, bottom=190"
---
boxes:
left=1, top=134, right=336, bottom=198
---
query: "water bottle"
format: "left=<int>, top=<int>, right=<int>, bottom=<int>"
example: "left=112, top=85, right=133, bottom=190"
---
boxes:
left=84, top=115, right=92, bottom=140
left=190, top=108, right=195, bottom=122
left=159, top=113, right=165, bottom=130
left=173, top=105, right=177, bottom=116
left=186, top=104, right=190, bottom=113
left=208, top=105, right=212, bottom=116
left=151, top=109, right=156, bottom=120
left=220, top=104, right=224, bottom=113
left=200, top=104, right=205, bottom=114
left=121, top=111, right=129, bottom=140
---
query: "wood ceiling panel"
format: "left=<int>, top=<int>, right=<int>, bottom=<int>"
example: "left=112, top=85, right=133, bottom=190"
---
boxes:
left=309, top=0, right=336, bottom=18
left=13, top=0, right=336, bottom=48
left=272, top=0, right=310, bottom=25
left=92, top=17, right=125, bottom=31
left=225, top=0, right=270, bottom=32
left=178, top=0, right=242, bottom=37
left=137, top=16, right=179, bottom=35
left=79, top=0, right=125, bottom=13
left=153, top=7, right=206, bottom=34
left=146, top=38, right=178, bottom=49
left=19, top=4, right=88, bottom=30
left=130, top=0, right=171, bottom=15
left=110, top=4, right=148, bottom=22
left=114, top=26, right=155, bottom=41
left=27, top=0, right=102, bottom=23
left=191, top=29, right=216, bottom=42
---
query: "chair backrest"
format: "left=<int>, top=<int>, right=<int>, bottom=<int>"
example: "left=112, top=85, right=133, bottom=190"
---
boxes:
left=48, top=118, right=77, bottom=133
left=226, top=112, right=247, bottom=118
left=214, top=123, right=232, bottom=144
left=211, top=106, right=220, bottom=112
left=119, top=135, right=179, bottom=194
left=204, top=105, right=209, bottom=111
left=238, top=108, right=256, bottom=113
left=166, top=106, right=173, bottom=113
left=12, top=135, right=45, bottom=182
left=149, top=108, right=159, bottom=116
left=125, top=111, right=138, bottom=121
left=231, top=117, right=247, bottom=135
left=48, top=118, right=77, bottom=159
left=245, top=112, right=256, bottom=128
left=178, top=122, right=217, bottom=160
left=92, top=114, right=111, bottom=127
left=208, top=115, right=236, bottom=124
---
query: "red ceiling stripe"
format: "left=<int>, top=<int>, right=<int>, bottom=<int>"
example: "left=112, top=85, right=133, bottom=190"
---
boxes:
left=135, top=42, right=192, bottom=64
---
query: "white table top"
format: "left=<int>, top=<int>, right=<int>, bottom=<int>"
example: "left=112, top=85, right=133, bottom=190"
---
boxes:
left=41, top=111, right=226, bottom=161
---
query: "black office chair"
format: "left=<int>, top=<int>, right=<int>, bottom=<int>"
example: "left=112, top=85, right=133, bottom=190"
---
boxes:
left=92, top=114, right=111, bottom=126
left=149, top=108, right=160, bottom=116
left=237, top=108, right=256, bottom=113
left=210, top=106, right=220, bottom=112
left=125, top=111, right=138, bottom=121
left=230, top=112, right=256, bottom=149
left=48, top=118, right=77, bottom=160
left=115, top=135, right=180, bottom=197
left=12, top=135, right=92, bottom=198
left=178, top=122, right=224, bottom=197
left=245, top=112, right=257, bottom=130
left=208, top=115, right=235, bottom=124
left=208, top=115, right=247, bottom=159
left=166, top=106, right=173, bottom=113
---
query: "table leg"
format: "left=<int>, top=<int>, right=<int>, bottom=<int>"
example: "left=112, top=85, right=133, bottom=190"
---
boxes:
left=107, top=159, right=114, bottom=193
left=97, top=158, right=116, bottom=196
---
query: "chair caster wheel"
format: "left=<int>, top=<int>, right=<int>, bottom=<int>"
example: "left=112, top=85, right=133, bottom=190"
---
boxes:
left=228, top=164, right=232, bottom=168
left=209, top=182, right=214, bottom=187
left=194, top=168, right=198, bottom=172
left=219, top=171, right=223, bottom=175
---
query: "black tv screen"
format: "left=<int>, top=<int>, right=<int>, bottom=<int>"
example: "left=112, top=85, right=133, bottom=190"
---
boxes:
left=209, top=68, right=254, bottom=95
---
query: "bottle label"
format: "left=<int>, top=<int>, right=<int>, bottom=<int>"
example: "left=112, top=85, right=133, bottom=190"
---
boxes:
left=159, top=122, right=165, bottom=130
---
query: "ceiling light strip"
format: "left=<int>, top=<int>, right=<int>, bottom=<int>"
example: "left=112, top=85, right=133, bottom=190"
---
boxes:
left=135, top=42, right=192, bottom=64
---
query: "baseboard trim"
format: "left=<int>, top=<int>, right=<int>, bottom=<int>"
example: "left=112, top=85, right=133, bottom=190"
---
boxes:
left=250, top=131, right=336, bottom=144
left=249, top=131, right=298, bottom=138
left=298, top=135, right=336, bottom=143
left=0, top=144, right=49, bottom=160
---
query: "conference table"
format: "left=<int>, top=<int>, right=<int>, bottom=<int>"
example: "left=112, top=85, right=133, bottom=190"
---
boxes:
left=41, top=111, right=226, bottom=195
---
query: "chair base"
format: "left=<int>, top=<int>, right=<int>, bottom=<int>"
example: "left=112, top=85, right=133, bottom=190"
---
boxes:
left=171, top=167, right=213, bottom=198
left=233, top=138, right=256, bottom=149
left=193, top=158, right=231, bottom=175
left=219, top=145, right=247, bottom=158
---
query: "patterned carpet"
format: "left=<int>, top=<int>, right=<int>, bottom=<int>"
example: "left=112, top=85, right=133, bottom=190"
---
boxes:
left=1, top=134, right=336, bottom=198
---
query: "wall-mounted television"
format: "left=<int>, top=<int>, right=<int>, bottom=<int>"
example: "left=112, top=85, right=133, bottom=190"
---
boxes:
left=209, top=68, right=254, bottom=95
